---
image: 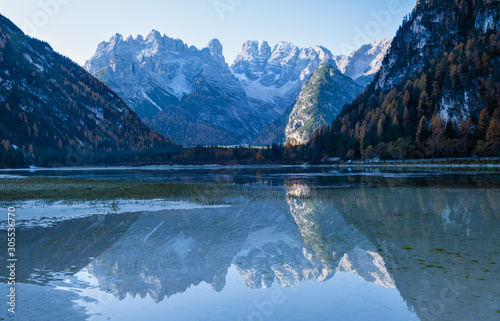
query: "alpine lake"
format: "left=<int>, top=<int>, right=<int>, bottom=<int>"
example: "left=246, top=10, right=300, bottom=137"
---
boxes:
left=1, top=165, right=499, bottom=321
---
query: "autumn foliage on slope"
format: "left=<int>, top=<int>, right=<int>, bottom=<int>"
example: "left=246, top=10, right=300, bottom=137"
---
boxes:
left=306, top=0, right=500, bottom=163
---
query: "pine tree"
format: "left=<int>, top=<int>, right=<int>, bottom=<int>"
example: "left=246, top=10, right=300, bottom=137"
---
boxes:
left=416, top=116, right=430, bottom=143
left=1, top=139, right=10, bottom=151
left=377, top=114, right=386, bottom=137
left=477, top=108, right=489, bottom=140
left=403, top=106, right=411, bottom=132
left=428, top=114, right=446, bottom=158
left=418, top=91, right=431, bottom=116
left=255, top=150, right=264, bottom=162
left=33, top=123, right=39, bottom=138
left=486, top=119, right=500, bottom=154
left=403, top=90, right=411, bottom=108
left=458, top=118, right=472, bottom=158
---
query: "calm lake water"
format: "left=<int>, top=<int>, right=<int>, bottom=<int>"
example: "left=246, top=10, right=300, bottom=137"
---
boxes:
left=1, top=166, right=500, bottom=320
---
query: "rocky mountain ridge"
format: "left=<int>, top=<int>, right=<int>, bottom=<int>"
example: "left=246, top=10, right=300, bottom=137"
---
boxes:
left=85, top=34, right=392, bottom=146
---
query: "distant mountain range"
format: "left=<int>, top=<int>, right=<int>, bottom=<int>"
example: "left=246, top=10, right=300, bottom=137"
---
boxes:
left=0, top=14, right=175, bottom=167
left=85, top=34, right=391, bottom=146
left=84, top=33, right=260, bottom=146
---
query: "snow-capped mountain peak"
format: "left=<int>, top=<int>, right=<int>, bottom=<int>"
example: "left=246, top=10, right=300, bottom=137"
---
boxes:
left=334, top=37, right=392, bottom=87
left=207, top=38, right=224, bottom=57
left=146, top=29, right=162, bottom=42
left=231, top=40, right=336, bottom=116
left=233, top=40, right=272, bottom=75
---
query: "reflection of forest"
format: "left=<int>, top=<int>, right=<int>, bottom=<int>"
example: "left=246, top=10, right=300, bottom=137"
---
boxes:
left=3, top=184, right=499, bottom=320
left=330, top=187, right=500, bottom=321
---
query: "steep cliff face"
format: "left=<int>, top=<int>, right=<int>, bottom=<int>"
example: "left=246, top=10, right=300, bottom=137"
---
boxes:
left=253, top=64, right=363, bottom=145
left=285, top=64, right=363, bottom=144
left=84, top=32, right=244, bottom=120
left=85, top=32, right=260, bottom=146
left=375, top=0, right=500, bottom=120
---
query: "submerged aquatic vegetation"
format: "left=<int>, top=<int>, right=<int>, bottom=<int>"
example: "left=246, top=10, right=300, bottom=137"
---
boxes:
left=0, top=177, right=285, bottom=204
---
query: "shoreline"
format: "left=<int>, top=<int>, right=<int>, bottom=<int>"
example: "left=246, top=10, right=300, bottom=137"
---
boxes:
left=331, top=163, right=500, bottom=169
left=0, top=159, right=498, bottom=172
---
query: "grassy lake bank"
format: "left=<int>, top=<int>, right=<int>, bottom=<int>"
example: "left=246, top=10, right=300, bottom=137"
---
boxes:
left=0, top=177, right=245, bottom=204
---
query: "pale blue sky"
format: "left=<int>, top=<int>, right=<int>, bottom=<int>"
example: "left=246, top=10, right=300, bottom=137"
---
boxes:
left=0, top=0, right=416, bottom=66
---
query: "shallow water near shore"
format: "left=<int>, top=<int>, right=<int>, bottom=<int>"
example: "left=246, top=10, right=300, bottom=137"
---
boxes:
left=1, top=167, right=499, bottom=320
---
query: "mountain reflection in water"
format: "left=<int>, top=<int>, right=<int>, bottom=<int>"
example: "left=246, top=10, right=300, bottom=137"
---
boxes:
left=1, top=182, right=499, bottom=321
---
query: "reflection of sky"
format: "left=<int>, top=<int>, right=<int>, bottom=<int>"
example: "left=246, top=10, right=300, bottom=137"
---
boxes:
left=64, top=266, right=417, bottom=321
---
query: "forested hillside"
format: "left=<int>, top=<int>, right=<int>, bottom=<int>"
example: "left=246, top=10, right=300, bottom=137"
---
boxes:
left=306, top=0, right=500, bottom=163
left=0, top=14, right=177, bottom=168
